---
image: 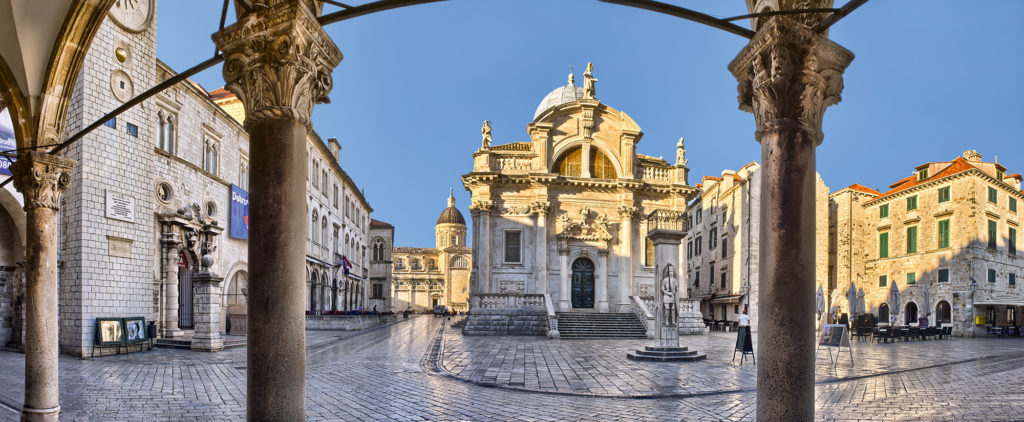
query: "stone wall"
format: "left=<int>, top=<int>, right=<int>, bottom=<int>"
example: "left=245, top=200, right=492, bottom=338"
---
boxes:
left=305, top=314, right=397, bottom=330
left=462, top=309, right=547, bottom=336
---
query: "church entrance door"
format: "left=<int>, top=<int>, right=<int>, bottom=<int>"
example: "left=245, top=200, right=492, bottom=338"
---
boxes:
left=571, top=258, right=595, bottom=308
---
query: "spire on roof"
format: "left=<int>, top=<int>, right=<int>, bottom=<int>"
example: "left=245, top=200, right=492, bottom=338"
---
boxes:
left=448, top=187, right=454, bottom=207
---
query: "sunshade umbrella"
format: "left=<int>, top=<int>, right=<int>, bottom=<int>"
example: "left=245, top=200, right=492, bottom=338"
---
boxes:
left=921, top=282, right=931, bottom=317
left=816, top=284, right=825, bottom=320
left=889, top=281, right=901, bottom=323
left=857, top=288, right=866, bottom=319
left=847, top=281, right=858, bottom=316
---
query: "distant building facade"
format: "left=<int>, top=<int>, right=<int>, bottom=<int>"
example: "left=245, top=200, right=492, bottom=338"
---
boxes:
left=391, top=192, right=472, bottom=312
left=368, top=219, right=395, bottom=312
left=462, top=65, right=698, bottom=314
left=829, top=150, right=1024, bottom=336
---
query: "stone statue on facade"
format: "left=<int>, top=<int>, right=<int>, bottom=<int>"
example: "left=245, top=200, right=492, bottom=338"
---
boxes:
left=661, top=264, right=679, bottom=326
left=676, top=137, right=687, bottom=167
left=481, top=120, right=492, bottom=149
left=583, top=62, right=597, bottom=99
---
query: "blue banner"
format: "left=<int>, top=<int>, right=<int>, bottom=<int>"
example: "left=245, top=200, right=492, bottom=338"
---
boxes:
left=0, top=108, right=15, bottom=176
left=230, top=184, right=249, bottom=240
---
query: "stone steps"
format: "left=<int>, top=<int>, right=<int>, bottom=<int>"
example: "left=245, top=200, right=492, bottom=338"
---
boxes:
left=556, top=312, right=647, bottom=339
left=154, top=338, right=191, bottom=349
left=627, top=345, right=707, bottom=362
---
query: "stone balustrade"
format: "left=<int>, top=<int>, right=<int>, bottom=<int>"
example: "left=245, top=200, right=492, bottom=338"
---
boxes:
left=464, top=293, right=548, bottom=336
left=630, top=296, right=656, bottom=339
left=474, top=293, right=546, bottom=311
left=544, top=294, right=559, bottom=339
left=640, top=165, right=671, bottom=182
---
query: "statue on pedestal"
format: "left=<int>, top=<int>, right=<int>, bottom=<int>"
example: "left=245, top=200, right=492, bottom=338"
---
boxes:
left=661, top=264, right=679, bottom=326
left=481, top=121, right=492, bottom=149
left=583, top=62, right=597, bottom=98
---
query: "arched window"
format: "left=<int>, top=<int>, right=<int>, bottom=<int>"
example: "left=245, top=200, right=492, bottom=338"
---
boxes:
left=556, top=147, right=583, bottom=177
left=322, top=171, right=328, bottom=196
left=311, top=210, right=319, bottom=244
left=321, top=217, right=328, bottom=249
left=450, top=256, right=469, bottom=269
left=590, top=149, right=616, bottom=179
left=936, top=300, right=951, bottom=324
left=157, top=111, right=166, bottom=151
left=204, top=138, right=218, bottom=175
left=878, top=303, right=890, bottom=323
left=167, top=117, right=175, bottom=153
left=372, top=238, right=386, bottom=261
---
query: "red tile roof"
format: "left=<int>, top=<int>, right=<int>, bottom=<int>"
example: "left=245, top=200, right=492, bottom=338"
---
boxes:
left=845, top=184, right=881, bottom=195
left=370, top=218, right=393, bottom=228
left=870, top=157, right=977, bottom=203
left=208, top=87, right=235, bottom=101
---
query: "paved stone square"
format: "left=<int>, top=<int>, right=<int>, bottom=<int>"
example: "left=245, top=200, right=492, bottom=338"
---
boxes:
left=2, top=316, right=1024, bottom=421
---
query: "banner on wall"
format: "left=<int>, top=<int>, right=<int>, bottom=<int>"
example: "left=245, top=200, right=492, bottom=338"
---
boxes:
left=230, top=184, right=249, bottom=240
left=0, top=108, right=16, bottom=176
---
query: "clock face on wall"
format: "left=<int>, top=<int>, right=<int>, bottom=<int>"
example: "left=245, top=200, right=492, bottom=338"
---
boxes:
left=109, top=0, right=154, bottom=33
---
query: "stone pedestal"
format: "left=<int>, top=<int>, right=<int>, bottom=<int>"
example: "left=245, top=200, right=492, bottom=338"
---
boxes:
left=191, top=272, right=224, bottom=352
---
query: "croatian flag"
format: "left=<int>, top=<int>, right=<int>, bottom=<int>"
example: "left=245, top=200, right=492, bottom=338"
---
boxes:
left=338, top=255, right=352, bottom=276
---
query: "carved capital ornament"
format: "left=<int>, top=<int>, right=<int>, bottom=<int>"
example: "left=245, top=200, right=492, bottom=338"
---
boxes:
left=728, top=16, right=853, bottom=145
left=212, top=1, right=342, bottom=131
left=9, top=152, right=76, bottom=211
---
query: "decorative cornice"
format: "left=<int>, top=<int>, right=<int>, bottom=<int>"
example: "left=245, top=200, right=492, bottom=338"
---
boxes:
left=9, top=152, right=75, bottom=211
left=212, top=1, right=342, bottom=131
left=729, top=16, right=853, bottom=145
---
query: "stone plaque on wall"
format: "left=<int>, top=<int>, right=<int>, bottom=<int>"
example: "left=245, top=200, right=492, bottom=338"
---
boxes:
left=105, top=190, right=136, bottom=223
left=108, top=236, right=133, bottom=258
left=498, top=280, right=526, bottom=294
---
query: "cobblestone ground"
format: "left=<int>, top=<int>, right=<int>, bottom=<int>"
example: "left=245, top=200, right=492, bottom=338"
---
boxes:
left=0, top=316, right=1023, bottom=421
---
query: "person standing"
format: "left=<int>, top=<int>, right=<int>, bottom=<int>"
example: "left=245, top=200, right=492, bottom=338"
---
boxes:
left=738, top=311, right=750, bottom=327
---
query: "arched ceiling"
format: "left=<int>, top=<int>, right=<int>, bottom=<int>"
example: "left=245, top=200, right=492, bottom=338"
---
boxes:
left=0, top=0, right=74, bottom=97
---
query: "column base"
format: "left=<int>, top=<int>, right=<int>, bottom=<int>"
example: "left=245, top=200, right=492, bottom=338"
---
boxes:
left=597, top=301, right=609, bottom=313
left=191, top=337, right=224, bottom=352
left=22, top=405, right=60, bottom=422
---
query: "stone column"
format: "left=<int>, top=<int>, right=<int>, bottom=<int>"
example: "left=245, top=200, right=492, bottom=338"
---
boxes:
left=580, top=140, right=592, bottom=178
left=532, top=202, right=549, bottom=295
left=469, top=208, right=481, bottom=308
left=617, top=206, right=638, bottom=311
left=213, top=2, right=341, bottom=420
left=10, top=152, right=75, bottom=422
left=596, top=249, right=609, bottom=312
left=480, top=204, right=494, bottom=293
left=729, top=12, right=853, bottom=422
left=161, top=232, right=183, bottom=338
left=191, top=271, right=224, bottom=352
left=649, top=229, right=685, bottom=348
left=558, top=241, right=571, bottom=311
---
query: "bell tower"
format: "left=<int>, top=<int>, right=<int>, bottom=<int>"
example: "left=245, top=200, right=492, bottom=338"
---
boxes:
left=435, top=188, right=467, bottom=249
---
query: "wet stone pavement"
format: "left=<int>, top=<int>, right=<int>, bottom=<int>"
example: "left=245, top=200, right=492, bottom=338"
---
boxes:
left=0, top=315, right=1023, bottom=420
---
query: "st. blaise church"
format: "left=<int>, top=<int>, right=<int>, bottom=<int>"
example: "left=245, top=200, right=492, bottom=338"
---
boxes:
left=462, top=64, right=698, bottom=313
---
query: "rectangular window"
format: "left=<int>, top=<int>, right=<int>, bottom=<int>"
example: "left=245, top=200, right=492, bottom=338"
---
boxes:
left=126, top=123, right=138, bottom=137
left=722, top=238, right=728, bottom=258
left=997, top=170, right=1005, bottom=181
left=644, top=237, right=654, bottom=267
left=988, top=187, right=998, bottom=204
left=879, top=232, right=889, bottom=258
left=989, top=220, right=998, bottom=249
left=989, top=269, right=997, bottom=283
left=695, top=208, right=702, bottom=224
left=879, top=275, right=887, bottom=287
left=694, top=271, right=700, bottom=289
left=906, top=226, right=918, bottom=254
left=687, top=241, right=693, bottom=259
left=907, top=195, right=918, bottom=211
left=504, top=230, right=522, bottom=263
left=907, top=272, right=916, bottom=285
left=1011, top=273, right=1017, bottom=287
left=372, top=283, right=383, bottom=299
left=104, top=118, right=116, bottom=129
left=879, top=204, right=889, bottom=219
left=938, top=219, right=950, bottom=249
left=695, top=236, right=702, bottom=255
left=1010, top=227, right=1017, bottom=255
left=938, top=186, right=951, bottom=203
left=918, top=168, right=929, bottom=181
left=938, top=268, right=949, bottom=282
left=1011, top=197, right=1018, bottom=213
left=720, top=271, right=726, bottom=289
left=709, top=229, right=717, bottom=250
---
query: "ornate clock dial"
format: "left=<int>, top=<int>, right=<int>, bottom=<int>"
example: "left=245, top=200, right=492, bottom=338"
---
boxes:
left=109, top=0, right=154, bottom=33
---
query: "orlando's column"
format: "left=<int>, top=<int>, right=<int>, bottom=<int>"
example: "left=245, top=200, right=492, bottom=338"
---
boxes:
left=213, top=1, right=341, bottom=419
left=728, top=9, right=853, bottom=421
left=11, top=153, right=74, bottom=422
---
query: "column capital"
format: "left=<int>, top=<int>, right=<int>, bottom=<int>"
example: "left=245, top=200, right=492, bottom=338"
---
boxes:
left=469, top=200, right=494, bottom=215
left=9, top=152, right=75, bottom=211
left=617, top=205, right=639, bottom=222
left=530, top=201, right=551, bottom=217
left=728, top=17, right=854, bottom=145
left=212, top=0, right=342, bottom=131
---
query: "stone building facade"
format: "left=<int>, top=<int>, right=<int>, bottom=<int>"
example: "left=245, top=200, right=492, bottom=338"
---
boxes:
left=829, top=150, right=1024, bottom=336
left=684, top=162, right=828, bottom=332
left=368, top=219, right=395, bottom=313
left=391, top=192, right=472, bottom=312
left=0, top=3, right=375, bottom=355
left=462, top=65, right=698, bottom=314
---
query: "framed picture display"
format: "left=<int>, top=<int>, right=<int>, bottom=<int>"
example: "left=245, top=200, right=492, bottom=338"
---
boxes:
left=124, top=317, right=147, bottom=343
left=95, top=318, right=125, bottom=346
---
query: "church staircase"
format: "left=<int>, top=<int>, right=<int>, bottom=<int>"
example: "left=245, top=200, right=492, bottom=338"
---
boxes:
left=555, top=312, right=647, bottom=339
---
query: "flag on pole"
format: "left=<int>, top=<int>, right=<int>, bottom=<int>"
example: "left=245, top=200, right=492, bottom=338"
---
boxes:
left=338, top=255, right=352, bottom=276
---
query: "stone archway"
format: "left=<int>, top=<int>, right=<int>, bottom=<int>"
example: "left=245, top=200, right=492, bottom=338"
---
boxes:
left=936, top=300, right=952, bottom=325
left=879, top=303, right=890, bottom=323
left=905, top=302, right=918, bottom=325
left=224, top=270, right=248, bottom=335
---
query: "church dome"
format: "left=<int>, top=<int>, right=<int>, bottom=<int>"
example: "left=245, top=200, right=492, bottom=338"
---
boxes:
left=436, top=190, right=466, bottom=225
left=533, top=84, right=584, bottom=121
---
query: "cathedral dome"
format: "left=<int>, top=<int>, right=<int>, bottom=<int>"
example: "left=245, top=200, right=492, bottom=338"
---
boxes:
left=436, top=190, right=466, bottom=226
left=533, top=84, right=584, bottom=121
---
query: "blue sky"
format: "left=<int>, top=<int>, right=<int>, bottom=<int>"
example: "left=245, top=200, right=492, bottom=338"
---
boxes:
left=157, top=1, right=1024, bottom=248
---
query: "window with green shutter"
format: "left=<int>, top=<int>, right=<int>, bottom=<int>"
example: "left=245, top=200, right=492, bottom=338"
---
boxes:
left=906, top=226, right=918, bottom=253
left=907, top=272, right=916, bottom=285
left=879, top=275, right=887, bottom=287
left=989, top=220, right=998, bottom=249
left=988, top=187, right=998, bottom=204
left=1011, top=273, right=1017, bottom=287
left=879, top=232, right=889, bottom=258
left=989, top=269, right=997, bottom=283
left=918, top=169, right=929, bottom=181
left=938, top=268, right=949, bottom=282
left=938, top=186, right=951, bottom=203
left=1011, top=227, right=1017, bottom=256
left=938, top=219, right=950, bottom=249
left=879, top=204, right=889, bottom=218
left=1011, top=197, right=1018, bottom=213
left=907, top=195, right=918, bottom=211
